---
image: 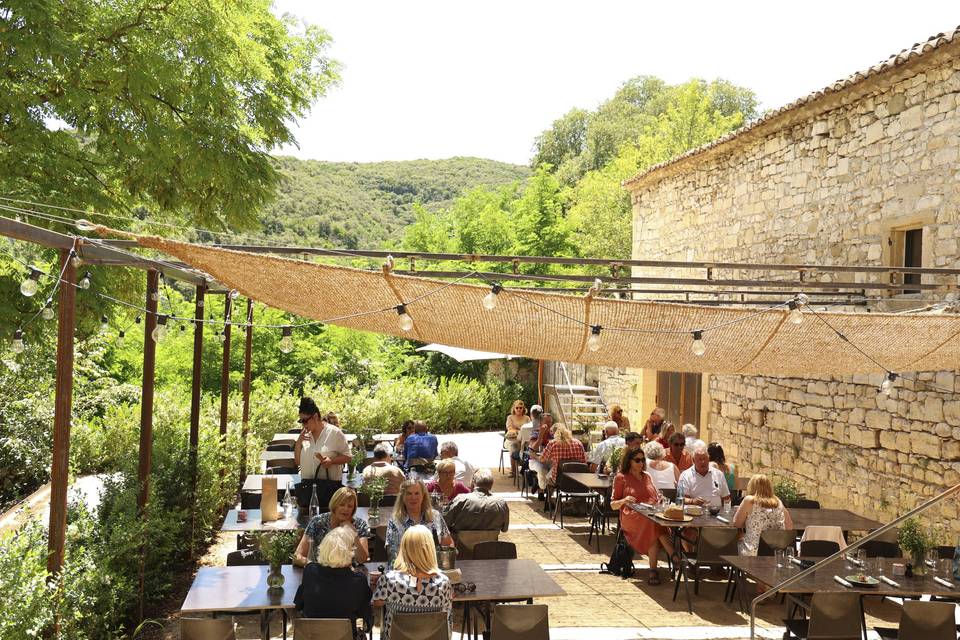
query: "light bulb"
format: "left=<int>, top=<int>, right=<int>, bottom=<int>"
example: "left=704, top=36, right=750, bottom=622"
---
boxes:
left=79, top=272, right=92, bottom=290
left=151, top=315, right=168, bottom=343
left=229, top=289, right=240, bottom=300
left=75, top=219, right=96, bottom=232
left=116, top=331, right=125, bottom=348
left=787, top=300, right=803, bottom=325
left=70, top=252, right=82, bottom=269
left=879, top=372, right=897, bottom=395
left=11, top=330, right=25, bottom=354
left=218, top=331, right=226, bottom=344
left=482, top=284, right=503, bottom=311
left=691, top=330, right=706, bottom=357
left=20, top=269, right=39, bottom=297
left=587, top=325, right=602, bottom=352
left=796, top=293, right=809, bottom=307
left=396, top=305, right=413, bottom=332
left=279, top=327, right=294, bottom=354
left=42, top=302, right=55, bottom=321
left=100, top=315, right=109, bottom=333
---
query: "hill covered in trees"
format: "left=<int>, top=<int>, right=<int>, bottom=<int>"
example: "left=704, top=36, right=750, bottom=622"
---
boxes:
left=259, top=156, right=531, bottom=248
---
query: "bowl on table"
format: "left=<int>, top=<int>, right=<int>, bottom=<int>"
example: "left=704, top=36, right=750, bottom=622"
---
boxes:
left=685, top=505, right=703, bottom=516
left=708, top=505, right=721, bottom=516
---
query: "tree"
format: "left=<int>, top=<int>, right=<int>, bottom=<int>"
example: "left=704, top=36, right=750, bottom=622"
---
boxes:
left=0, top=0, right=340, bottom=229
left=510, top=166, right=570, bottom=272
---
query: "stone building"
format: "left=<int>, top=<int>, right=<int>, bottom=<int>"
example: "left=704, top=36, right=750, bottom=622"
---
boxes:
left=576, top=27, right=960, bottom=527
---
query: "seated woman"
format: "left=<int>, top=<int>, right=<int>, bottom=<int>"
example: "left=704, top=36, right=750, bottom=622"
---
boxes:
left=708, top=442, right=736, bottom=493
left=385, top=479, right=454, bottom=565
left=733, top=474, right=794, bottom=556
left=425, top=460, right=470, bottom=505
left=395, top=420, right=415, bottom=457
left=295, top=525, right=372, bottom=634
left=294, top=487, right=370, bottom=566
left=611, top=448, right=674, bottom=585
left=373, top=524, right=453, bottom=640
left=644, top=441, right=679, bottom=489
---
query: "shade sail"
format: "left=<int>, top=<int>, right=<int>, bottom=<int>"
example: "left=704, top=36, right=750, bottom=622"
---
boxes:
left=416, top=344, right=516, bottom=362
left=118, top=231, right=960, bottom=377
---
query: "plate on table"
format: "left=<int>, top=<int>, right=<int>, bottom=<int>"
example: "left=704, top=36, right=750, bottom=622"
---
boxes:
left=845, top=575, right=879, bottom=586
left=654, top=513, right=694, bottom=523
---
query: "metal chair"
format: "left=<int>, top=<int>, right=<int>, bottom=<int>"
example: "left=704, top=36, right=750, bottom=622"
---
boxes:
left=790, top=499, right=821, bottom=509
left=799, top=540, right=840, bottom=557
left=240, top=492, right=262, bottom=509
left=226, top=548, right=266, bottom=566
left=267, top=442, right=294, bottom=452
left=783, top=592, right=862, bottom=639
left=293, top=618, right=353, bottom=640
left=551, top=462, right=597, bottom=529
left=757, top=529, right=797, bottom=556
left=672, top=526, right=740, bottom=613
left=659, top=488, right=677, bottom=502
left=874, top=600, right=958, bottom=640
left=180, top=618, right=237, bottom=640
left=455, top=530, right=500, bottom=559
left=369, top=525, right=388, bottom=563
left=490, top=604, right=549, bottom=640
left=863, top=539, right=900, bottom=558
left=473, top=541, right=517, bottom=560
left=587, top=492, right=618, bottom=552
left=499, top=436, right=510, bottom=474
left=390, top=611, right=449, bottom=640
left=267, top=461, right=297, bottom=473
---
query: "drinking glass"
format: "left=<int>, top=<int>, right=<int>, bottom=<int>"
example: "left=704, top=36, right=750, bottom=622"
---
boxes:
left=874, top=557, right=884, bottom=577
left=927, top=549, right=939, bottom=569
left=775, top=549, right=785, bottom=568
left=784, top=546, right=795, bottom=565
left=938, top=558, right=952, bottom=577
left=856, top=549, right=867, bottom=567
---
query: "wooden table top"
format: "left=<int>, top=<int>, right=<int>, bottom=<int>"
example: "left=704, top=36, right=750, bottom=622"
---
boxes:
left=222, top=506, right=374, bottom=532
left=566, top=472, right=613, bottom=491
left=637, top=506, right=881, bottom=531
left=241, top=474, right=301, bottom=493
left=724, top=555, right=960, bottom=597
left=182, top=559, right=564, bottom=614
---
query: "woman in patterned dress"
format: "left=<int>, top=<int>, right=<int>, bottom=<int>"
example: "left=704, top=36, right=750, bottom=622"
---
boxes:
left=610, top=447, right=674, bottom=585
left=293, top=487, right=370, bottom=566
left=385, top=479, right=454, bottom=566
left=372, top=524, right=453, bottom=640
left=733, top=474, right=793, bottom=556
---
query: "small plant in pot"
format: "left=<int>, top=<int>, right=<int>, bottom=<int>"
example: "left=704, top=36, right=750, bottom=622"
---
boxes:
left=359, top=475, right=388, bottom=522
left=349, top=442, right=367, bottom=482
left=898, top=517, right=935, bottom=576
left=606, top=446, right=625, bottom=475
left=255, top=530, right=299, bottom=591
left=772, top=476, right=802, bottom=506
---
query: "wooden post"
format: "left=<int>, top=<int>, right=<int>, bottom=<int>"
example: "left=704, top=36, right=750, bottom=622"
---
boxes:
left=137, top=270, right=159, bottom=621
left=240, top=299, right=254, bottom=482
left=219, top=293, right=232, bottom=489
left=46, top=248, right=76, bottom=579
left=188, top=285, right=205, bottom=557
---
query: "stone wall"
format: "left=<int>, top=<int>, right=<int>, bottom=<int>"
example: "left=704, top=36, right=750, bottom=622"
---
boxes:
left=626, top=43, right=960, bottom=531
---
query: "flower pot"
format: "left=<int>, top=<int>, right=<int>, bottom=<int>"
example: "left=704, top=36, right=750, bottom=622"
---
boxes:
left=369, top=500, right=381, bottom=522
left=910, top=550, right=927, bottom=576
left=267, top=563, right=285, bottom=591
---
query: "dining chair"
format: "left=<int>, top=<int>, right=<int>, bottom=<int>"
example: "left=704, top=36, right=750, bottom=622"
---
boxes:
left=783, top=591, right=862, bottom=639
left=799, top=540, right=840, bottom=557
left=862, top=539, right=900, bottom=558
left=473, top=541, right=518, bottom=560
left=551, top=462, right=597, bottom=529
left=673, top=526, right=739, bottom=613
left=790, top=499, right=821, bottom=509
left=267, top=442, right=294, bottom=452
left=369, top=525, right=388, bottom=563
left=587, top=492, right=618, bottom=552
left=874, top=599, right=957, bottom=640
left=758, top=529, right=797, bottom=556
left=180, top=617, right=237, bottom=640
left=390, top=611, right=449, bottom=640
left=293, top=618, right=353, bottom=640
left=490, top=603, right=550, bottom=640
left=455, top=530, right=500, bottom=559
left=240, top=492, right=262, bottom=509
left=659, top=488, right=677, bottom=502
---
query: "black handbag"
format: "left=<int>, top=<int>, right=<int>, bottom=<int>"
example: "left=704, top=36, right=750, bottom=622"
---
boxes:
left=295, top=466, right=343, bottom=511
left=600, top=535, right=635, bottom=578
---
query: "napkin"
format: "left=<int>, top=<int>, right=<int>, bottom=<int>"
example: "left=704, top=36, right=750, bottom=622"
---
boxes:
left=833, top=575, right=853, bottom=588
left=848, top=558, right=863, bottom=567
left=926, top=559, right=936, bottom=568
left=933, top=576, right=955, bottom=589
left=880, top=576, right=900, bottom=587
left=715, top=515, right=730, bottom=524
left=790, top=557, right=804, bottom=567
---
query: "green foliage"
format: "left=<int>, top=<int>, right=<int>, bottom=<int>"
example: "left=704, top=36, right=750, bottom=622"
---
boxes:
left=898, top=517, right=935, bottom=558
left=359, top=475, right=388, bottom=506
left=772, top=476, right=803, bottom=504
left=607, top=446, right=626, bottom=475
left=254, top=531, right=299, bottom=567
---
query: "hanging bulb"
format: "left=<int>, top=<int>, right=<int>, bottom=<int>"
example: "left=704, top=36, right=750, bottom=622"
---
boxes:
left=879, top=372, right=897, bottom=395
left=279, top=326, right=294, bottom=354
left=229, top=289, right=240, bottom=300
left=135, top=315, right=142, bottom=325
left=691, top=330, right=706, bottom=357
left=116, top=331, right=125, bottom=348
left=179, top=323, right=186, bottom=332
left=42, top=301, right=55, bottom=321
left=586, top=325, right=602, bottom=352
left=217, top=330, right=227, bottom=344
left=787, top=300, right=804, bottom=325
left=482, top=283, right=503, bottom=311
left=796, top=293, right=809, bottom=307
left=79, top=272, right=92, bottom=290
left=75, top=219, right=96, bottom=232
left=151, top=315, right=168, bottom=343
left=70, top=251, right=82, bottom=269
left=99, top=315, right=109, bottom=333
left=20, top=268, right=40, bottom=297
left=396, top=304, right=414, bottom=332
left=11, top=330, right=25, bottom=354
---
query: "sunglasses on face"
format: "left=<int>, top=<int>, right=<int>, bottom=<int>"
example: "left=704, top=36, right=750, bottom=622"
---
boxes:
left=632, top=457, right=645, bottom=463
left=297, top=417, right=310, bottom=424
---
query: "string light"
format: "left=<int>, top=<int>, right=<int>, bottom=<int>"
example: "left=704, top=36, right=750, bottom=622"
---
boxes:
left=482, top=283, right=503, bottom=311
left=41, top=300, right=55, bottom=321
left=787, top=300, right=804, bottom=325
left=879, top=372, right=897, bottom=395
left=587, top=325, right=602, bottom=352
left=151, top=314, right=168, bottom=343
left=11, top=329, right=24, bottom=354
left=79, top=271, right=92, bottom=290
left=99, top=315, right=109, bottom=333
left=691, top=330, right=706, bottom=357
left=116, top=330, right=125, bottom=347
left=20, top=267, right=40, bottom=297
left=229, top=289, right=240, bottom=300
left=279, top=326, right=294, bottom=353
left=395, top=304, right=414, bottom=332
left=217, top=330, right=226, bottom=344
left=70, top=251, right=82, bottom=269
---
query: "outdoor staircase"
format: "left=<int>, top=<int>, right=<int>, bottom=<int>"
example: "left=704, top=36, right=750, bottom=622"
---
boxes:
left=550, top=384, right=608, bottom=431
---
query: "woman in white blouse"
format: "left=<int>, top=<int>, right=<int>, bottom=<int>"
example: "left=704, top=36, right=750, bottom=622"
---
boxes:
left=643, top=441, right=679, bottom=489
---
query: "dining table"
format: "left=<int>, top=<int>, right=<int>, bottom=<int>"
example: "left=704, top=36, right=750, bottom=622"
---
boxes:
left=635, top=505, right=882, bottom=532
left=222, top=506, right=373, bottom=531
left=241, top=473, right=301, bottom=493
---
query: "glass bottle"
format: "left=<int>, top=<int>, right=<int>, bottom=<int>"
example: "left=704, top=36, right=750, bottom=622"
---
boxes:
left=309, top=483, right=320, bottom=519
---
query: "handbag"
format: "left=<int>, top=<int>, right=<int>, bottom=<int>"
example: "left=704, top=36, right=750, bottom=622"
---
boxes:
left=600, top=534, right=635, bottom=578
left=295, top=465, right=343, bottom=511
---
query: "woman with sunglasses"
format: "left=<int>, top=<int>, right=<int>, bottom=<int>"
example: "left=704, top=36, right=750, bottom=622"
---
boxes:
left=295, top=397, right=351, bottom=481
left=611, top=448, right=674, bottom=585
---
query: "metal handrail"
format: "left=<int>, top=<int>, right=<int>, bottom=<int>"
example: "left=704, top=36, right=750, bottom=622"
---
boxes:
left=749, top=482, right=960, bottom=639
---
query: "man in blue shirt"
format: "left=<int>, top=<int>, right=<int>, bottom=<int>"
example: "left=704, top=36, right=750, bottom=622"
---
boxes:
left=404, top=420, right=438, bottom=467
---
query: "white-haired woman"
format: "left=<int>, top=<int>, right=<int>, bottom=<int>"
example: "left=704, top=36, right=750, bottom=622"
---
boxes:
left=373, top=525, right=453, bottom=640
left=294, top=487, right=370, bottom=566
left=385, top=479, right=453, bottom=565
left=295, top=525, right=372, bottom=633
left=644, top=441, right=679, bottom=489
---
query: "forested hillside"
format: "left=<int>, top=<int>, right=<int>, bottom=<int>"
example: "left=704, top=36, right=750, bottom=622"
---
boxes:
left=260, top=156, right=531, bottom=248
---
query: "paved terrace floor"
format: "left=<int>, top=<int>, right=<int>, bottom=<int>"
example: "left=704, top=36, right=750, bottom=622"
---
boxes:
left=162, top=430, right=904, bottom=639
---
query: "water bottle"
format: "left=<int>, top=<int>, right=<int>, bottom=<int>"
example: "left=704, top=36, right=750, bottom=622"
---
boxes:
left=676, top=484, right=684, bottom=507
left=952, top=537, right=960, bottom=581
left=309, top=483, right=320, bottom=519
left=283, top=482, right=295, bottom=518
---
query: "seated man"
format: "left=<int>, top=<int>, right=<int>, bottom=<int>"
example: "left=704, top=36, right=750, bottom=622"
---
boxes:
left=677, top=446, right=731, bottom=508
left=362, top=444, right=405, bottom=495
left=664, top=432, right=693, bottom=471
left=443, top=469, right=510, bottom=534
left=439, top=441, right=476, bottom=486
left=587, top=421, right=625, bottom=473
left=403, top=420, right=438, bottom=468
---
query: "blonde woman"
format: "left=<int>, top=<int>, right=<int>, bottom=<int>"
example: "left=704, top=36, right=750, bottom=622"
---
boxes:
left=609, top=404, right=631, bottom=432
left=372, top=525, right=453, bottom=640
left=504, top=400, right=527, bottom=477
left=425, top=459, right=470, bottom=504
left=733, top=474, right=794, bottom=556
left=294, top=487, right=369, bottom=566
left=385, top=479, right=453, bottom=565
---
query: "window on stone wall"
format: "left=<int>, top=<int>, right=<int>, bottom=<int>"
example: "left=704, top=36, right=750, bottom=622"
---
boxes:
left=656, top=371, right=701, bottom=427
left=889, top=226, right=924, bottom=294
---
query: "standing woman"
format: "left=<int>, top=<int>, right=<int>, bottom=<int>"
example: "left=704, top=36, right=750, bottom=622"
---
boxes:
left=708, top=442, right=736, bottom=493
left=294, top=487, right=370, bottom=566
left=504, top=400, right=527, bottom=478
left=372, top=525, right=453, bottom=640
left=385, top=479, right=453, bottom=565
left=610, top=447, right=674, bottom=585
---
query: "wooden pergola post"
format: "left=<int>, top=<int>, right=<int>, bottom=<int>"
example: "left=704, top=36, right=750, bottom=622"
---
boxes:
left=137, top=269, right=159, bottom=621
left=188, top=284, right=205, bottom=557
left=46, top=248, right=76, bottom=579
left=219, top=293, right=232, bottom=485
left=240, top=299, right=254, bottom=482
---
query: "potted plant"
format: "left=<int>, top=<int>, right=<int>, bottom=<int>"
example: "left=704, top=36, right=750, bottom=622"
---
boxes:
left=349, top=442, right=367, bottom=482
left=898, top=517, right=934, bottom=575
left=606, top=446, right=626, bottom=475
left=359, top=475, right=388, bottom=522
left=772, top=476, right=802, bottom=506
left=255, top=531, right=299, bottom=591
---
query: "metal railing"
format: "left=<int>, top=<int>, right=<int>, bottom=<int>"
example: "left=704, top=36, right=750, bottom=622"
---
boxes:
left=749, top=482, right=960, bottom=639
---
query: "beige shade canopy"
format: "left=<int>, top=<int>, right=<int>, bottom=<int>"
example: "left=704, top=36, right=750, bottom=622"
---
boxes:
left=121, top=231, right=960, bottom=377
